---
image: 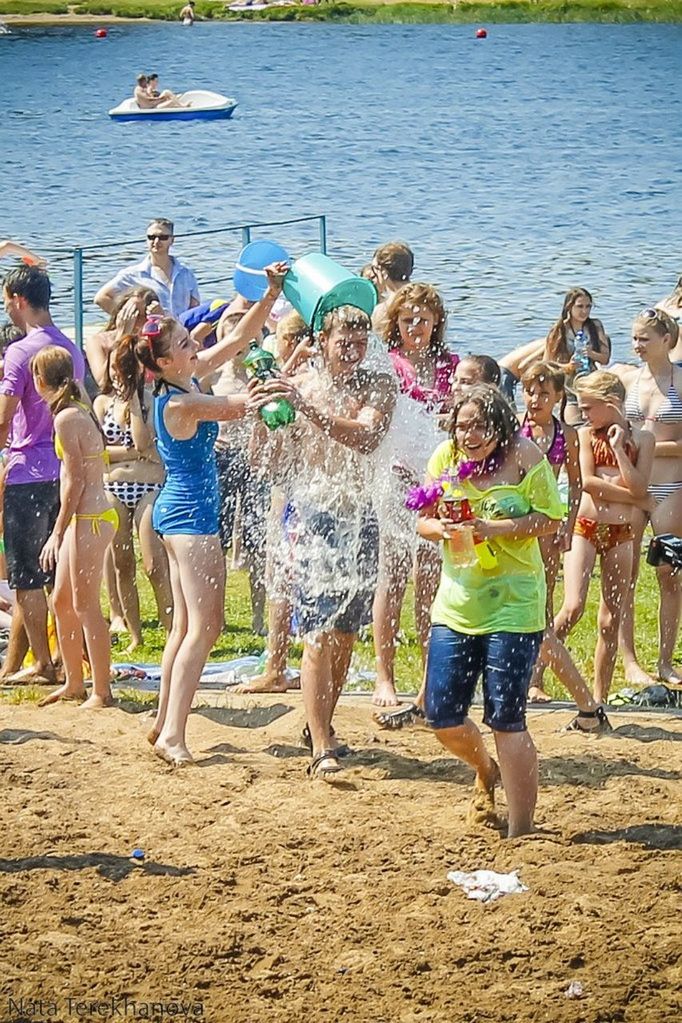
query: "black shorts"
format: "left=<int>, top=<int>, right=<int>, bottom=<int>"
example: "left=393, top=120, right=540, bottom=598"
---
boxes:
left=4, top=480, right=60, bottom=590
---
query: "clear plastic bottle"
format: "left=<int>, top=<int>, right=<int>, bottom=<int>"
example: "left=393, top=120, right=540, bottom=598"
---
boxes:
left=573, top=329, right=592, bottom=376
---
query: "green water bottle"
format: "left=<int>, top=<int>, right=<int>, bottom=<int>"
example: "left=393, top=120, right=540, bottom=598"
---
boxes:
left=243, top=340, right=296, bottom=430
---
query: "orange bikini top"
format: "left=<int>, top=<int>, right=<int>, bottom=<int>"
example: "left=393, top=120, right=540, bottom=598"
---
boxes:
left=590, top=426, right=637, bottom=469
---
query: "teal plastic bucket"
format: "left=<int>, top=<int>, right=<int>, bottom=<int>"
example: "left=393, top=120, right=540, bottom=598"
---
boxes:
left=282, top=253, right=377, bottom=332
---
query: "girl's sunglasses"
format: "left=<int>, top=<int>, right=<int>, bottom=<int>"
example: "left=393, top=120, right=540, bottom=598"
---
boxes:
left=140, top=315, right=163, bottom=340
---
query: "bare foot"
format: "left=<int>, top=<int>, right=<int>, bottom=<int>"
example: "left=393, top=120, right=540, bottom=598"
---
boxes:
left=79, top=692, right=114, bottom=709
left=658, top=663, right=682, bottom=684
left=234, top=671, right=289, bottom=694
left=371, top=679, right=400, bottom=707
left=146, top=726, right=160, bottom=746
left=123, top=641, right=143, bottom=657
left=623, top=662, right=656, bottom=687
left=109, top=616, right=128, bottom=635
left=528, top=686, right=552, bottom=704
left=38, top=683, right=87, bottom=707
left=154, top=740, right=195, bottom=768
left=467, top=760, right=504, bottom=830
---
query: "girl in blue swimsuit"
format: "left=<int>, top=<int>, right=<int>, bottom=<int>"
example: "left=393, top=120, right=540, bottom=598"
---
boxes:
left=133, top=263, right=289, bottom=766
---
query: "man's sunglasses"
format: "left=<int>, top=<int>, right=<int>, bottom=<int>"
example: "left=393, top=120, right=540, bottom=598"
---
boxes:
left=147, top=233, right=171, bottom=242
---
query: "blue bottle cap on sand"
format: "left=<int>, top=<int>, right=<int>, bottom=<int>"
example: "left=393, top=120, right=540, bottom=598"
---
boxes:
left=131, top=848, right=145, bottom=861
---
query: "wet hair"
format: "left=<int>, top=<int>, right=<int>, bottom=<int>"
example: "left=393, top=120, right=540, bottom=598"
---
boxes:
left=458, top=354, right=501, bottom=387
left=372, top=242, right=414, bottom=284
left=147, top=73, right=159, bottom=83
left=318, top=305, right=371, bottom=336
left=136, top=74, right=148, bottom=86
left=31, top=346, right=81, bottom=416
left=521, top=361, right=565, bottom=394
left=147, top=217, right=174, bottom=236
left=0, top=323, right=23, bottom=352
left=3, top=265, right=51, bottom=310
left=276, top=309, right=308, bottom=344
left=632, top=307, right=679, bottom=345
left=104, top=285, right=159, bottom=333
left=574, top=371, right=626, bottom=405
left=545, top=288, right=599, bottom=363
left=384, top=282, right=447, bottom=355
left=448, top=384, right=519, bottom=456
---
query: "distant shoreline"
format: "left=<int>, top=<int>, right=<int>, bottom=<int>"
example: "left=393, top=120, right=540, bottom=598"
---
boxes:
left=3, top=2, right=682, bottom=28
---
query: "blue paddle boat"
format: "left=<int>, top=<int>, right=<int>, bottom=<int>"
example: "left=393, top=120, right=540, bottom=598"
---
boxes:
left=109, top=90, right=237, bottom=123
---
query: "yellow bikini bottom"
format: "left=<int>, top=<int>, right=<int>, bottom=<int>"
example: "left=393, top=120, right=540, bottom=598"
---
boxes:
left=71, top=507, right=119, bottom=536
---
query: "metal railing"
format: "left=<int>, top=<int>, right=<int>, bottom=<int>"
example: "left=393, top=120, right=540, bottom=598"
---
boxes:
left=38, top=214, right=328, bottom=348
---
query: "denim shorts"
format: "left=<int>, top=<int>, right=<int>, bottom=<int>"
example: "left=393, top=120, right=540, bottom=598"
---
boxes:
left=424, top=625, right=543, bottom=733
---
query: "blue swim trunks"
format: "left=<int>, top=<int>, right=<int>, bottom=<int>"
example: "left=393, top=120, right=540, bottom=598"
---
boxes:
left=284, top=502, right=379, bottom=637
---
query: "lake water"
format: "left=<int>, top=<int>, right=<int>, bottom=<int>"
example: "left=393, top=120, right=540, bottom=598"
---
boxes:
left=1, top=21, right=682, bottom=358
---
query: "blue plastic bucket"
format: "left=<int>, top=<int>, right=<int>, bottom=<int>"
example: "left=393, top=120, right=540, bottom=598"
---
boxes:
left=234, top=239, right=291, bottom=302
left=282, top=253, right=377, bottom=332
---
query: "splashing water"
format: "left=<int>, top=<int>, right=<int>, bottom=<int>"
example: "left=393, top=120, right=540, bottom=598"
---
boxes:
left=262, top=334, right=445, bottom=643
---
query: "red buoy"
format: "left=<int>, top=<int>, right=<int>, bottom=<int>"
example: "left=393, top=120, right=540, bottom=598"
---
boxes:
left=475, top=27, right=488, bottom=39
left=95, top=28, right=108, bottom=38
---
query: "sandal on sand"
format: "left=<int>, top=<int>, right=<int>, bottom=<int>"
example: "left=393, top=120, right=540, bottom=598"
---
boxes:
left=301, top=723, right=352, bottom=758
left=307, top=749, right=344, bottom=781
left=373, top=702, right=425, bottom=730
left=565, top=706, right=612, bottom=735
left=2, top=667, right=56, bottom=686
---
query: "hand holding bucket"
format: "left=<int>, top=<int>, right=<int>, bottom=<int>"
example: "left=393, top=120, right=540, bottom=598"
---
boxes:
left=234, top=239, right=291, bottom=302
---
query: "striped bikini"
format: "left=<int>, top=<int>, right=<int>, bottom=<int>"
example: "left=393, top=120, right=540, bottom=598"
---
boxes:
left=624, top=368, right=682, bottom=504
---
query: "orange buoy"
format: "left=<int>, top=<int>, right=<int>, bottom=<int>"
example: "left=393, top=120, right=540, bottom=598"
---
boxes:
left=95, top=28, right=108, bottom=38
left=475, top=27, right=488, bottom=39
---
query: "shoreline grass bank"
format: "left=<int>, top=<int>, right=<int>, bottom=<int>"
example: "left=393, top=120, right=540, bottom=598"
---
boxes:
left=3, top=0, right=682, bottom=25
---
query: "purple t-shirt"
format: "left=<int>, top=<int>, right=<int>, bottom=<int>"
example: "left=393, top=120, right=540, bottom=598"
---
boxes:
left=0, top=324, right=86, bottom=486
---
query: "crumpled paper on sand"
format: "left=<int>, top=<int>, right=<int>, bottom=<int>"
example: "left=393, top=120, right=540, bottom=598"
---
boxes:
left=447, top=869, right=528, bottom=903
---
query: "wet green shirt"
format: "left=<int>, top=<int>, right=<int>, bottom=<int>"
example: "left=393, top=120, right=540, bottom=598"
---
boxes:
left=427, top=441, right=563, bottom=635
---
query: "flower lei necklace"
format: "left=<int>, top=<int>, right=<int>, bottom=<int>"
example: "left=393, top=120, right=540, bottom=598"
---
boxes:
left=404, top=445, right=503, bottom=511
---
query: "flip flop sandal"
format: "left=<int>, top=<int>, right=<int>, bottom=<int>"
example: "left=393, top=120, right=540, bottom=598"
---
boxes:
left=307, top=749, right=344, bottom=781
left=301, top=723, right=353, bottom=758
left=564, top=706, right=612, bottom=735
left=373, top=702, right=425, bottom=730
left=2, top=668, right=56, bottom=686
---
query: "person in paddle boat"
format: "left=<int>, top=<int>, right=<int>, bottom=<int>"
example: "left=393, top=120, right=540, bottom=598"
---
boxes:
left=611, top=308, right=682, bottom=685
left=552, top=372, right=654, bottom=704
left=132, top=263, right=289, bottom=767
left=417, top=385, right=564, bottom=838
left=146, top=73, right=187, bottom=109
left=133, top=74, right=155, bottom=109
left=34, top=347, right=118, bottom=710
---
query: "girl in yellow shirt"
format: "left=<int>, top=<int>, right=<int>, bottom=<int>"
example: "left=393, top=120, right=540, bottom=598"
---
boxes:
left=418, top=385, right=563, bottom=838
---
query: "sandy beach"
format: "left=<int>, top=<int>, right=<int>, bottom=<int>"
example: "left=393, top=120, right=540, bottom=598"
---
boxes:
left=1, top=694, right=680, bottom=1022
left=1, top=14, right=154, bottom=25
